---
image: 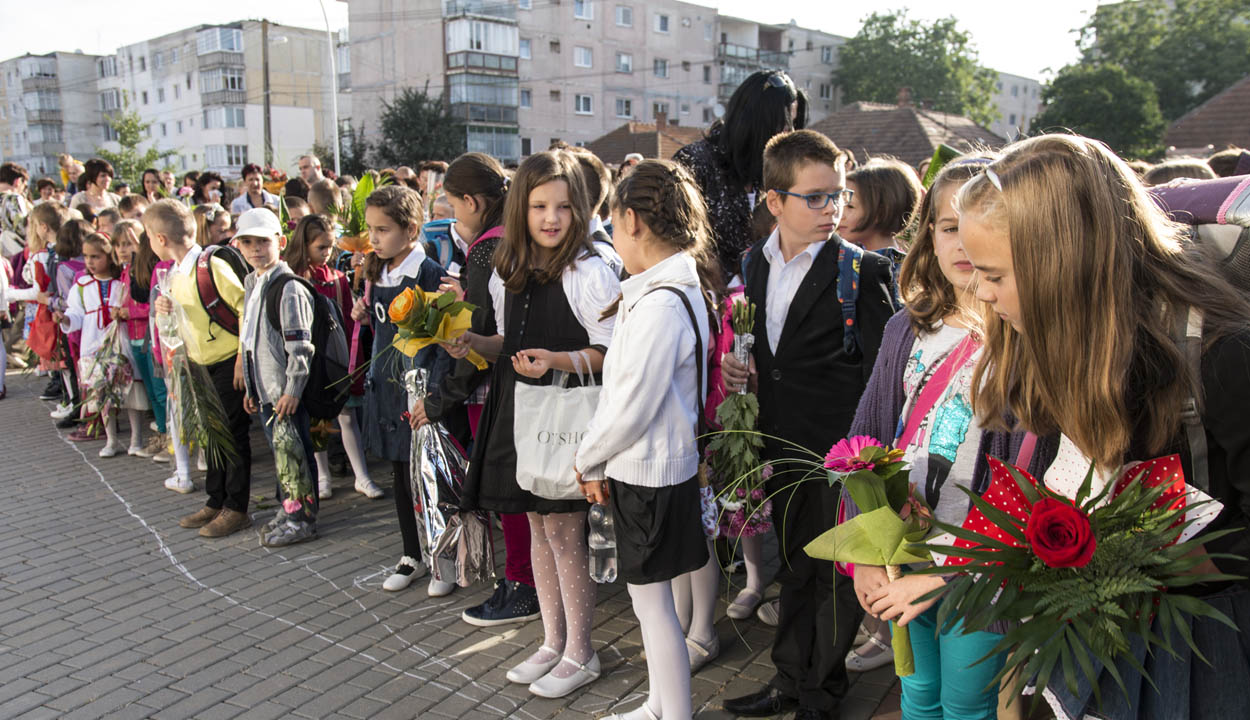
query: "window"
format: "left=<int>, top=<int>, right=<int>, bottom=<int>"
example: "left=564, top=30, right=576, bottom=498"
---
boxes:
left=449, top=74, right=518, bottom=106
left=575, top=94, right=593, bottom=114
left=821, top=46, right=833, bottom=64
left=206, top=144, right=248, bottom=167
left=653, top=101, right=669, bottom=117
left=615, top=5, right=632, bottom=26
left=186, top=72, right=192, bottom=90
left=469, top=21, right=486, bottom=50
left=549, top=40, right=561, bottom=54
left=139, top=56, right=146, bottom=72
left=680, top=103, right=690, bottom=115
left=615, top=97, right=632, bottom=117
left=467, top=126, right=519, bottom=159
left=519, top=38, right=531, bottom=59
left=1012, top=85, right=1019, bottom=97
left=160, top=123, right=167, bottom=137
left=153, top=52, right=163, bottom=70
left=653, top=58, right=668, bottom=78
left=655, top=14, right=670, bottom=33
left=574, top=0, right=592, bottom=20
left=702, top=65, right=711, bottom=83
left=550, top=89, right=561, bottom=102
left=518, top=0, right=531, bottom=9
left=681, top=60, right=691, bottom=72
left=177, top=120, right=183, bottom=134
left=615, top=53, right=632, bottom=73
left=520, top=88, right=532, bottom=108
left=1009, top=113, right=1017, bottom=126
left=521, top=137, right=532, bottom=156
left=172, top=48, right=180, bottom=64
left=157, top=88, right=165, bottom=103
left=806, top=40, right=813, bottom=51
left=173, top=84, right=180, bottom=100
left=702, top=107, right=714, bottom=123
left=141, top=91, right=149, bottom=105
left=97, top=57, right=117, bottom=78
left=199, top=68, right=245, bottom=93
left=102, top=125, right=119, bottom=142
left=574, top=47, right=592, bottom=68
left=202, top=107, right=245, bottom=129
left=819, top=83, right=832, bottom=100
left=99, top=89, right=121, bottom=111
left=196, top=28, right=243, bottom=55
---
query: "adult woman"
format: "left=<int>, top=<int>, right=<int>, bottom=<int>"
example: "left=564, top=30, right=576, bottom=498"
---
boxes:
left=192, top=172, right=224, bottom=206
left=230, top=164, right=279, bottom=214
left=141, top=168, right=163, bottom=203
left=673, top=70, right=808, bottom=282
left=68, top=158, right=120, bottom=214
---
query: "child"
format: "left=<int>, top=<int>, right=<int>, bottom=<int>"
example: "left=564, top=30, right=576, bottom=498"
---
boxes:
left=146, top=199, right=253, bottom=539
left=96, top=207, right=121, bottom=237
left=348, top=185, right=450, bottom=594
left=48, top=220, right=91, bottom=428
left=464, top=151, right=619, bottom=698
left=567, top=147, right=624, bottom=277
left=838, top=158, right=923, bottom=255
left=12, top=202, right=65, bottom=400
left=576, top=160, right=722, bottom=720
left=285, top=213, right=383, bottom=500
left=113, top=219, right=168, bottom=459
left=285, top=196, right=310, bottom=224
left=842, top=155, right=1060, bottom=719
left=411, top=152, right=542, bottom=627
left=720, top=130, right=897, bottom=720
left=957, top=134, right=1250, bottom=720
left=307, top=179, right=340, bottom=217
left=193, top=204, right=231, bottom=247
left=235, top=208, right=320, bottom=547
left=118, top=194, right=147, bottom=220
left=56, top=232, right=128, bottom=455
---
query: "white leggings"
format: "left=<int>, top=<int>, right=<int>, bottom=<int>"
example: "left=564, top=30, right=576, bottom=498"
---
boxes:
left=629, top=580, right=693, bottom=720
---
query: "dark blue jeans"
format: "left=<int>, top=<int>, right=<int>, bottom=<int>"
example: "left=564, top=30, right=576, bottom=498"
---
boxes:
left=260, top=403, right=318, bottom=524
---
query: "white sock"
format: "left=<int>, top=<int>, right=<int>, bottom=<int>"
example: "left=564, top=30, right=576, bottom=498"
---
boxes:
left=671, top=572, right=692, bottom=635
left=629, top=581, right=692, bottom=719
left=742, top=533, right=766, bottom=595
left=315, top=450, right=331, bottom=482
left=338, top=411, right=372, bottom=482
left=128, top=408, right=143, bottom=449
left=104, top=414, right=119, bottom=447
left=684, top=540, right=719, bottom=649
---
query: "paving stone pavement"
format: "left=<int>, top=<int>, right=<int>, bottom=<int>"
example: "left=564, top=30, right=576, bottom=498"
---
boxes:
left=0, top=371, right=899, bottom=719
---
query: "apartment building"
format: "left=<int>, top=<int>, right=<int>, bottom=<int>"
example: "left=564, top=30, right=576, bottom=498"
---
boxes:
left=0, top=52, right=101, bottom=178
left=990, top=71, right=1043, bottom=141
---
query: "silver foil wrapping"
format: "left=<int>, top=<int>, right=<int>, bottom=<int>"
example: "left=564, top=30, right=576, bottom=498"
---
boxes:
left=732, top=332, right=755, bottom=395
left=405, top=369, right=494, bottom=587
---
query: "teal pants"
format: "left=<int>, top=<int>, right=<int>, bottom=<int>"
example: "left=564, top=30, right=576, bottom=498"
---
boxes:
left=897, top=602, right=1005, bottom=720
left=130, top=339, right=167, bottom=434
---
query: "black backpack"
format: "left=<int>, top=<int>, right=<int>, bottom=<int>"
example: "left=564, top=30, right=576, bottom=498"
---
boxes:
left=263, top=275, right=353, bottom=421
left=195, top=245, right=251, bottom=336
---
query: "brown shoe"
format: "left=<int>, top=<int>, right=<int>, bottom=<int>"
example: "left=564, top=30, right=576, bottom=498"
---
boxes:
left=199, top=508, right=252, bottom=538
left=179, top=506, right=221, bottom=529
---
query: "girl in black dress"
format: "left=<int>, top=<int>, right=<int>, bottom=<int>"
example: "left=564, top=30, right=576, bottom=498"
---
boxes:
left=468, top=151, right=620, bottom=698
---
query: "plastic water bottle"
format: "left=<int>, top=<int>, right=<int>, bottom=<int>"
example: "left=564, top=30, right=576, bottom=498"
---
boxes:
left=588, top=503, right=618, bottom=584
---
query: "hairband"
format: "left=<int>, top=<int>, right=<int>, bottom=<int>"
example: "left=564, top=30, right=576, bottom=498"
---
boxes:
left=985, top=168, right=1003, bottom=191
left=949, top=157, right=993, bottom=168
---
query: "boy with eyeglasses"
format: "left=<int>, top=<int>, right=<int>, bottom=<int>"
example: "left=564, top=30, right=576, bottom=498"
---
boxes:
left=721, top=129, right=897, bottom=720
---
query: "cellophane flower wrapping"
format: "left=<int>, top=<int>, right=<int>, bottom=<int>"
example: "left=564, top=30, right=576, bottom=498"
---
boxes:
left=272, top=417, right=314, bottom=516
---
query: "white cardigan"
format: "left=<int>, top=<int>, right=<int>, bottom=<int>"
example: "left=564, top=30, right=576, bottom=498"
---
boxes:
left=575, top=251, right=709, bottom=487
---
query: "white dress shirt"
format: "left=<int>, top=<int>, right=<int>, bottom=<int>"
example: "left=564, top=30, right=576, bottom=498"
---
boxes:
left=376, top=245, right=427, bottom=288
left=761, top=227, right=826, bottom=353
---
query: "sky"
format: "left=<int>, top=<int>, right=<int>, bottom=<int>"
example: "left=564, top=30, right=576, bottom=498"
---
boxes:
left=7, top=0, right=1103, bottom=81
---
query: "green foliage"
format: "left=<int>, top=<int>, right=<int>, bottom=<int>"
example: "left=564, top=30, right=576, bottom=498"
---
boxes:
left=94, top=95, right=177, bottom=186
left=311, top=123, right=373, bottom=180
left=169, top=349, right=238, bottom=468
left=835, top=11, right=1000, bottom=128
left=1031, top=64, right=1166, bottom=159
left=1078, top=0, right=1250, bottom=122
left=376, top=85, right=467, bottom=167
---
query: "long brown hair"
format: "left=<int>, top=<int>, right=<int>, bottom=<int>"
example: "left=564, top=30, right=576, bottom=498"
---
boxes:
left=130, top=228, right=158, bottom=292
left=898, top=154, right=996, bottom=333
left=286, top=214, right=335, bottom=277
left=958, top=134, right=1250, bottom=468
left=442, top=152, right=509, bottom=242
left=608, top=159, right=726, bottom=318
left=361, top=185, right=424, bottom=283
left=82, top=232, right=122, bottom=279
left=494, top=151, right=593, bottom=294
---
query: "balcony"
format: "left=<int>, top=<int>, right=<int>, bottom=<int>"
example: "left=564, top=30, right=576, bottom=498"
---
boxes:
left=443, top=0, right=516, bottom=21
left=29, top=141, right=66, bottom=156
left=197, top=51, right=244, bottom=72
left=26, top=109, right=62, bottom=124
left=447, top=51, right=518, bottom=75
left=449, top=102, right=518, bottom=125
left=716, top=43, right=789, bottom=70
left=202, top=89, right=247, bottom=106
left=21, top=75, right=57, bottom=92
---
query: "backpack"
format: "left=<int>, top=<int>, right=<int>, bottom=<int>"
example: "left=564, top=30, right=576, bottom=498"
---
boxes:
left=195, top=244, right=250, bottom=336
left=263, top=274, right=353, bottom=421
left=420, top=219, right=461, bottom=270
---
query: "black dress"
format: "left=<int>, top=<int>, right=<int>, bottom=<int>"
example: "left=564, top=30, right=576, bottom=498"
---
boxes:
left=463, top=276, right=598, bottom=515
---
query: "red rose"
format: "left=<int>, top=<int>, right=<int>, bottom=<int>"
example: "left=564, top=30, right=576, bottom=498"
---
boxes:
left=1025, top=498, right=1097, bottom=568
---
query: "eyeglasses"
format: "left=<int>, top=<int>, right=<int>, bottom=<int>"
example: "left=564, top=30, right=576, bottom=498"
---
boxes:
left=772, top=188, right=854, bottom=210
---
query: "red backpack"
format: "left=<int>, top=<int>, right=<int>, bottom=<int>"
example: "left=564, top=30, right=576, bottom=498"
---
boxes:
left=194, top=245, right=250, bottom=336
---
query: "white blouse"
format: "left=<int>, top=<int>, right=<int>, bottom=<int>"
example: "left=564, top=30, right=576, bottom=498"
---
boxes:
left=489, top=252, right=619, bottom=347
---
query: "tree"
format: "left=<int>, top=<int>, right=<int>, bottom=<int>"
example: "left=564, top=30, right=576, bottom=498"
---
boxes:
left=375, top=85, right=466, bottom=167
left=94, top=97, right=176, bottom=185
left=1030, top=64, right=1166, bottom=159
left=834, top=11, right=999, bottom=128
left=1078, top=0, right=1250, bottom=121
left=312, top=123, right=372, bottom=179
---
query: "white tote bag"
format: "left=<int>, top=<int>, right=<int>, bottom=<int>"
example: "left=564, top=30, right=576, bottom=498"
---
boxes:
left=513, top=352, right=601, bottom=500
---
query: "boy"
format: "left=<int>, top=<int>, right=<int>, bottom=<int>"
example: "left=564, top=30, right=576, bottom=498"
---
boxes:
left=234, top=208, right=319, bottom=547
left=95, top=207, right=120, bottom=237
left=145, top=199, right=253, bottom=538
left=721, top=130, right=897, bottom=720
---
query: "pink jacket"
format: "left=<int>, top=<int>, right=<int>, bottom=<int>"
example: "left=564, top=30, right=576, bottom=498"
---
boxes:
left=119, top=265, right=150, bottom=341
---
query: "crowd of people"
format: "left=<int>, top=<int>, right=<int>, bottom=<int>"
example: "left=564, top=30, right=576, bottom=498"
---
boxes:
left=1, top=69, right=1248, bottom=720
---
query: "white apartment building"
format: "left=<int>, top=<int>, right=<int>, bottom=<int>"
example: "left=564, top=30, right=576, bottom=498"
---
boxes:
left=990, top=71, right=1043, bottom=140
left=0, top=52, right=101, bottom=178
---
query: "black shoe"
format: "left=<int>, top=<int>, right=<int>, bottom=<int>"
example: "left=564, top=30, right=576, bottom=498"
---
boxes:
left=461, top=579, right=541, bottom=627
left=722, top=687, right=799, bottom=718
left=794, top=708, right=831, bottom=720
left=40, top=378, right=63, bottom=400
left=55, top=416, right=79, bottom=429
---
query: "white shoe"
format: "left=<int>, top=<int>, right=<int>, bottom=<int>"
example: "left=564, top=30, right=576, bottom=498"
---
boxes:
left=382, top=556, right=428, bottom=591
left=687, top=634, right=720, bottom=673
left=98, top=444, right=122, bottom=458
left=318, top=476, right=332, bottom=500
left=726, top=588, right=763, bottom=620
left=427, top=578, right=455, bottom=598
left=527, top=653, right=601, bottom=698
left=354, top=477, right=384, bottom=499
left=196, top=451, right=207, bottom=472
left=127, top=445, right=145, bottom=457
left=505, top=646, right=562, bottom=685
left=50, top=402, right=74, bottom=420
left=149, top=421, right=158, bottom=431
left=756, top=598, right=780, bottom=626
left=845, top=634, right=894, bottom=672
left=164, top=475, right=194, bottom=494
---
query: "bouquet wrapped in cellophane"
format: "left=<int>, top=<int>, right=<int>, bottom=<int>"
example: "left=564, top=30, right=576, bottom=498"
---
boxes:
left=272, top=417, right=314, bottom=516
left=80, top=322, right=134, bottom=430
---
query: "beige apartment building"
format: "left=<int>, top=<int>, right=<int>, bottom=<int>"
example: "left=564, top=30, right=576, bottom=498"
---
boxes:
left=0, top=52, right=102, bottom=178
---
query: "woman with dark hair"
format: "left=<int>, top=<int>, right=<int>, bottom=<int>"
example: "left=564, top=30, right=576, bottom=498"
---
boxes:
left=141, top=168, right=163, bottom=203
left=230, top=163, right=279, bottom=214
left=69, top=158, right=120, bottom=214
left=673, top=70, right=808, bottom=282
left=192, top=171, right=224, bottom=206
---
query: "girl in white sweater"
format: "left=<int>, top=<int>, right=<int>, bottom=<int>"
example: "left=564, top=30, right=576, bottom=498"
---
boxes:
left=576, top=160, right=724, bottom=720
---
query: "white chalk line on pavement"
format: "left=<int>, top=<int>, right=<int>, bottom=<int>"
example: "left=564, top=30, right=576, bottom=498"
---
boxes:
left=58, top=427, right=543, bottom=720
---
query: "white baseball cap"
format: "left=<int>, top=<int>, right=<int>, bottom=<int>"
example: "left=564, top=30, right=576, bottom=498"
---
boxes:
left=233, top=207, right=283, bottom=239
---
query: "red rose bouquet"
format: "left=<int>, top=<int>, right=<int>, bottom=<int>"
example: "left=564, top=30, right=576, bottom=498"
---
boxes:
left=920, top=454, right=1239, bottom=708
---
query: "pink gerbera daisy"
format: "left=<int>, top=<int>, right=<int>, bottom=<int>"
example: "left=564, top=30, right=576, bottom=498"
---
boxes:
left=823, top=435, right=885, bottom=473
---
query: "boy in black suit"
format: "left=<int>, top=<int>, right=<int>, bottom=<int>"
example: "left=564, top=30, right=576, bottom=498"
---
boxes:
left=722, top=129, right=897, bottom=720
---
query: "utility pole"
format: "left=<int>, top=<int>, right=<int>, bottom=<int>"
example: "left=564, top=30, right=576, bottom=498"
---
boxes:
left=262, top=19, right=272, bottom=167
left=318, top=0, right=341, bottom=175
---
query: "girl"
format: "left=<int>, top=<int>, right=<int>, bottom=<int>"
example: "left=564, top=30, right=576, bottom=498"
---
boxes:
left=575, top=160, right=720, bottom=720
left=349, top=185, right=450, bottom=596
left=955, top=134, right=1250, bottom=720
left=286, top=213, right=383, bottom=500
left=193, top=204, right=231, bottom=247
left=114, top=220, right=168, bottom=459
left=49, top=220, right=90, bottom=430
left=57, top=232, right=128, bottom=456
left=464, top=151, right=618, bottom=699
left=10, top=203, right=64, bottom=391
left=844, top=155, right=1059, bottom=720
left=410, top=151, right=543, bottom=627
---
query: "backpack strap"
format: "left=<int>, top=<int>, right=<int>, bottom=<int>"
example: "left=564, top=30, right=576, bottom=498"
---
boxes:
left=1175, top=305, right=1209, bottom=493
left=196, top=247, right=239, bottom=336
left=835, top=239, right=865, bottom=357
left=638, top=286, right=709, bottom=453
left=264, top=274, right=315, bottom=335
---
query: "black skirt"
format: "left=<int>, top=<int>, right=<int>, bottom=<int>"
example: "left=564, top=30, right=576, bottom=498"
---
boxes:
left=608, top=476, right=709, bottom=585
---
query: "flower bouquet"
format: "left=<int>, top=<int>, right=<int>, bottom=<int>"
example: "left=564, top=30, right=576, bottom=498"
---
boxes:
left=80, top=322, right=134, bottom=431
left=272, top=417, right=314, bottom=516
left=918, top=454, right=1237, bottom=708
left=335, top=171, right=387, bottom=254
left=263, top=165, right=287, bottom=196
left=804, top=435, right=932, bottom=677
left=387, top=287, right=486, bottom=369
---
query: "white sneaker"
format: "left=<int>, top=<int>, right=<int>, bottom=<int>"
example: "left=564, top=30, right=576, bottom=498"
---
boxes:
left=427, top=578, right=456, bottom=598
left=149, top=421, right=158, bottom=432
left=127, top=445, right=145, bottom=457
left=382, top=556, right=429, bottom=591
left=354, top=477, right=383, bottom=499
left=318, top=476, right=332, bottom=500
left=164, top=475, right=195, bottom=494
left=50, top=402, right=74, bottom=420
left=196, top=451, right=207, bottom=472
left=98, top=444, right=122, bottom=458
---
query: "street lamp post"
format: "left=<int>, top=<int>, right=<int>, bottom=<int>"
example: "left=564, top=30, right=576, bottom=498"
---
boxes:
left=318, top=0, right=341, bottom=176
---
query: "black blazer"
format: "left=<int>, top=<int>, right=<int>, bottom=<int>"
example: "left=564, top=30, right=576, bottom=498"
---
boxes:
left=743, top=238, right=897, bottom=464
